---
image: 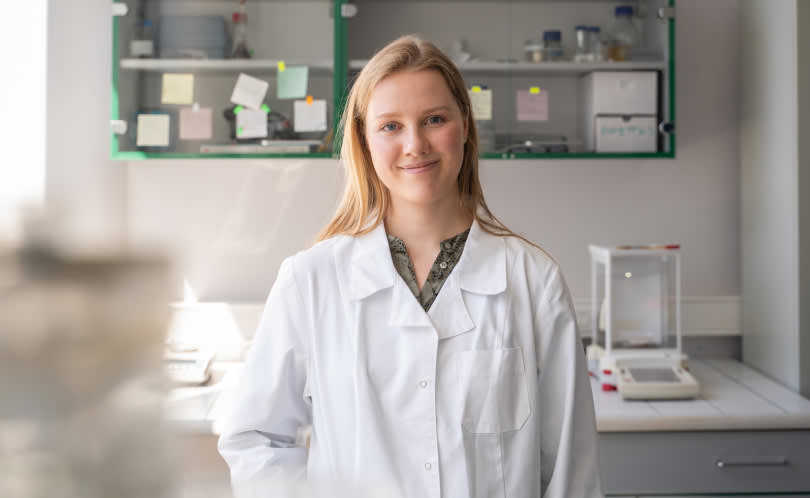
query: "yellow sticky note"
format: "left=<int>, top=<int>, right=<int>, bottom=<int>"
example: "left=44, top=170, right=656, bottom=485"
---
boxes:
left=471, top=85, right=482, bottom=93
left=161, top=73, right=194, bottom=105
left=468, top=88, right=492, bottom=120
left=530, top=86, right=541, bottom=94
left=306, top=95, right=313, bottom=105
left=278, top=61, right=286, bottom=72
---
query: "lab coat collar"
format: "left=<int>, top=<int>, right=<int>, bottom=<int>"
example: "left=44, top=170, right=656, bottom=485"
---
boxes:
left=348, top=223, right=396, bottom=301
left=348, top=219, right=506, bottom=336
left=457, top=219, right=507, bottom=295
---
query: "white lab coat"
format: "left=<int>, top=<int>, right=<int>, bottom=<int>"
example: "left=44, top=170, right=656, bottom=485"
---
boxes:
left=218, top=220, right=603, bottom=498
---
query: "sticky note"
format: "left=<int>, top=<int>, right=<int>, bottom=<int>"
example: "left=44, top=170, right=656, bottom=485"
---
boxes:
left=294, top=98, right=327, bottom=132
left=161, top=73, right=194, bottom=105
left=136, top=114, right=170, bottom=147
left=516, top=89, right=549, bottom=122
left=277, top=66, right=309, bottom=100
left=530, top=86, right=541, bottom=94
left=230, top=73, right=269, bottom=110
left=179, top=107, right=212, bottom=140
left=469, top=88, right=492, bottom=120
left=277, top=61, right=286, bottom=72
left=235, top=108, right=268, bottom=139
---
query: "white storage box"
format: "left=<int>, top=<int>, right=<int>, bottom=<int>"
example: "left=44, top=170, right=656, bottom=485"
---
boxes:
left=594, top=115, right=657, bottom=152
left=580, top=71, right=659, bottom=152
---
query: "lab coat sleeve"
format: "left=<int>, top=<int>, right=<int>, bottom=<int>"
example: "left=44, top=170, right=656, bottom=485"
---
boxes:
left=217, top=256, right=312, bottom=496
left=535, top=264, right=603, bottom=498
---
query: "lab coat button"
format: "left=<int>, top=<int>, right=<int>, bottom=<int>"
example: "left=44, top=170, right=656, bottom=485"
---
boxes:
left=424, top=462, right=432, bottom=470
left=419, top=380, right=428, bottom=388
left=444, top=242, right=452, bottom=249
left=439, top=262, right=448, bottom=269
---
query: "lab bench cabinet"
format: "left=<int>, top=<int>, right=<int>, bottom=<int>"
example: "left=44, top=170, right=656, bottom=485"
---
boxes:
left=111, top=0, right=676, bottom=159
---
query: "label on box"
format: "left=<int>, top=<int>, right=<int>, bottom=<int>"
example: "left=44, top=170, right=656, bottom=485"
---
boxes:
left=595, top=116, right=657, bottom=152
left=130, top=40, right=154, bottom=57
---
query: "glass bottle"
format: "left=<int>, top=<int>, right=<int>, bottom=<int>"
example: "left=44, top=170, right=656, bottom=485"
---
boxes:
left=541, top=30, right=563, bottom=62
left=606, top=5, right=638, bottom=62
left=231, top=0, right=252, bottom=59
left=574, top=25, right=591, bottom=62
left=589, top=26, right=604, bottom=62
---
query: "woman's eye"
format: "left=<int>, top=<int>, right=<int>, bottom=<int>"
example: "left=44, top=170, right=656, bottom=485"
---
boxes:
left=426, top=115, right=445, bottom=125
left=381, top=123, right=398, bottom=132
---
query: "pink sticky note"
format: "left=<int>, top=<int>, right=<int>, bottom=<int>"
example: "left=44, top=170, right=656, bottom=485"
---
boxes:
left=516, top=90, right=549, bottom=122
left=179, top=107, right=212, bottom=140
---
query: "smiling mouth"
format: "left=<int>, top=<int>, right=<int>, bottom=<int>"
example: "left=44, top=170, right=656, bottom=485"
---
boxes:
left=399, top=160, right=439, bottom=172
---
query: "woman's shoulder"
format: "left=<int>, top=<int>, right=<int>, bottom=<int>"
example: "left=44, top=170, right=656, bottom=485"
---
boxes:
left=497, top=232, right=559, bottom=272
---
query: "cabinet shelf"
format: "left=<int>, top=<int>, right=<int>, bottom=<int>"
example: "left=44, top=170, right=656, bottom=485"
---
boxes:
left=349, top=59, right=667, bottom=74
left=119, top=58, right=335, bottom=73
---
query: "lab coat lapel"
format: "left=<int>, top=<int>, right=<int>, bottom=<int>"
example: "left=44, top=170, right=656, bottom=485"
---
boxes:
left=457, top=220, right=507, bottom=295
left=428, top=220, right=507, bottom=339
left=348, top=223, right=433, bottom=327
left=348, top=223, right=396, bottom=301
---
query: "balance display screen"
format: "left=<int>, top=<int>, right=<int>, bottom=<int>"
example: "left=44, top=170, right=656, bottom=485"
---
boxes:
left=629, top=367, right=680, bottom=383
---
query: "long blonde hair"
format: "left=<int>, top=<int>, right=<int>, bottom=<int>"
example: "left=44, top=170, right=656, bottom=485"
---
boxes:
left=315, top=35, right=525, bottom=245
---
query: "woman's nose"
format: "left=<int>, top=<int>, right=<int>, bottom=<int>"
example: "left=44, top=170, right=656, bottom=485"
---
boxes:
left=404, top=127, right=429, bottom=156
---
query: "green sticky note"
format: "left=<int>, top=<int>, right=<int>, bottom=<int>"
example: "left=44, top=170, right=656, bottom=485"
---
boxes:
left=277, top=66, right=309, bottom=100
left=234, top=105, right=244, bottom=115
left=261, top=104, right=270, bottom=113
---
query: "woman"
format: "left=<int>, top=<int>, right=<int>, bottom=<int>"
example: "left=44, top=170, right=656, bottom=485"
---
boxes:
left=218, top=35, right=603, bottom=498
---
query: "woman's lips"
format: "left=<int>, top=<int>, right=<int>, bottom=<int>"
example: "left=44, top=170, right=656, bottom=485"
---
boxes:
left=399, top=160, right=438, bottom=174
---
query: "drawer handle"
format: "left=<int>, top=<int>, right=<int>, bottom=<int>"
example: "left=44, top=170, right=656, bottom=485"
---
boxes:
left=716, top=457, right=788, bottom=468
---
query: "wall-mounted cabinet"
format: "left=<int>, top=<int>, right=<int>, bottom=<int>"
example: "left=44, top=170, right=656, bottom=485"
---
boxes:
left=111, top=0, right=675, bottom=159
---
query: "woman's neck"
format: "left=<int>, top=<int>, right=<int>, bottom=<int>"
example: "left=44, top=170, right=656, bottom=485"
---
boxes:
left=383, top=197, right=473, bottom=252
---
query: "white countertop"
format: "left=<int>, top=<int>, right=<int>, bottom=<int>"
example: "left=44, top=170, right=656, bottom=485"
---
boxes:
left=165, top=359, right=810, bottom=436
left=593, top=358, right=810, bottom=432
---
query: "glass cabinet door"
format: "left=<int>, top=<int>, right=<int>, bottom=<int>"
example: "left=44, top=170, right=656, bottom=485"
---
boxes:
left=112, top=0, right=340, bottom=158
left=346, top=0, right=675, bottom=159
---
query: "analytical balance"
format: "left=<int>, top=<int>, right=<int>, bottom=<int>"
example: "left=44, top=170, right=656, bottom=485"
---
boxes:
left=586, top=244, right=700, bottom=400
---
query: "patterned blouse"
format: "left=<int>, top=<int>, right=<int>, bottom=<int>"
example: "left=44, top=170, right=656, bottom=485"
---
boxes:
left=387, top=228, right=471, bottom=311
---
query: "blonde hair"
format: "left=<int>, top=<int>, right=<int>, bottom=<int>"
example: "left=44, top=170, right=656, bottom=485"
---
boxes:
left=315, top=35, right=528, bottom=246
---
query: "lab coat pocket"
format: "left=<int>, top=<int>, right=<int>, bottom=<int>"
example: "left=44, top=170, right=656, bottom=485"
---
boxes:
left=456, top=347, right=531, bottom=434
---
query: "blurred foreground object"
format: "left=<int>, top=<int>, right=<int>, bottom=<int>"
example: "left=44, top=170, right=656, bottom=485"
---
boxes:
left=0, top=237, right=176, bottom=498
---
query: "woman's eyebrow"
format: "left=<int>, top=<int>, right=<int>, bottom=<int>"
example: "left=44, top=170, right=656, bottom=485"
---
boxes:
left=373, top=105, right=453, bottom=119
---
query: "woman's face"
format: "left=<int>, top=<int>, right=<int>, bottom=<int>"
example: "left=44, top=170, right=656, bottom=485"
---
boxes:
left=364, top=69, right=468, bottom=210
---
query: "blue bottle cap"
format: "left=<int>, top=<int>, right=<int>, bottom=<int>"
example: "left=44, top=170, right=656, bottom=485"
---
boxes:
left=589, top=26, right=601, bottom=32
left=575, top=25, right=588, bottom=31
left=542, top=30, right=562, bottom=41
left=615, top=5, right=634, bottom=16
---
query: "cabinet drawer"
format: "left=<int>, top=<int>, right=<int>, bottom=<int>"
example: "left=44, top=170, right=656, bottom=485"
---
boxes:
left=599, top=430, right=810, bottom=495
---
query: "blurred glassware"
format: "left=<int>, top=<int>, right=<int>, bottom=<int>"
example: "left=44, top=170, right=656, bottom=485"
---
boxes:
left=0, top=241, right=175, bottom=498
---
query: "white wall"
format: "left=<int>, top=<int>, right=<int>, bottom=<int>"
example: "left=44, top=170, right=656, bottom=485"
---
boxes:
left=740, top=0, right=809, bottom=396
left=127, top=0, right=741, bottom=304
left=46, top=0, right=127, bottom=249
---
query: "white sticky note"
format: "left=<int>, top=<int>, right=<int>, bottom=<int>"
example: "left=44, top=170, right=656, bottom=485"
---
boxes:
left=179, top=107, right=212, bottom=140
left=136, top=114, right=170, bottom=146
left=235, top=109, right=268, bottom=139
left=161, top=73, right=194, bottom=105
left=230, top=73, right=269, bottom=110
left=277, top=66, right=309, bottom=100
left=469, top=88, right=492, bottom=121
left=294, top=99, right=327, bottom=132
left=516, top=89, right=549, bottom=121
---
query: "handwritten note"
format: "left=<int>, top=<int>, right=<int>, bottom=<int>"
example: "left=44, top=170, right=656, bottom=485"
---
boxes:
left=136, top=114, right=170, bottom=147
left=161, top=73, right=194, bottom=105
left=468, top=88, right=492, bottom=121
left=277, top=66, right=309, bottom=100
left=230, top=73, right=269, bottom=110
left=516, top=89, right=549, bottom=122
left=179, top=107, right=212, bottom=140
left=236, top=108, right=268, bottom=139
left=294, top=98, right=327, bottom=132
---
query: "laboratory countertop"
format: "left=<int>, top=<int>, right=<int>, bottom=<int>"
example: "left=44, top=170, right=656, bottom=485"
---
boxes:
left=165, top=359, right=810, bottom=437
